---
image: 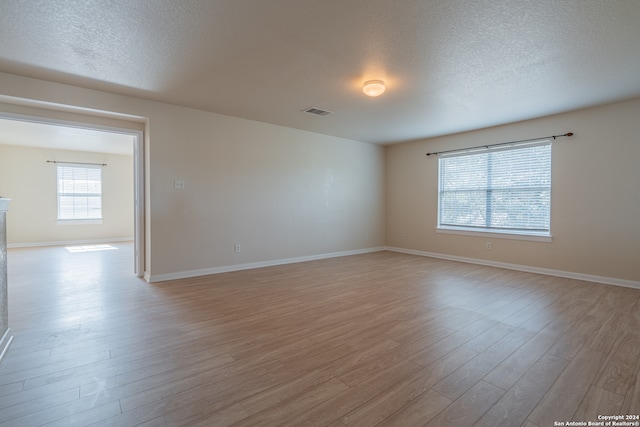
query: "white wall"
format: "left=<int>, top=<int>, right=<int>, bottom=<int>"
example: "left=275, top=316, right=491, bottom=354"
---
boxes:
left=148, top=106, right=385, bottom=279
left=5, top=71, right=635, bottom=285
left=0, top=72, right=386, bottom=280
left=0, top=144, right=134, bottom=246
left=386, top=97, right=640, bottom=283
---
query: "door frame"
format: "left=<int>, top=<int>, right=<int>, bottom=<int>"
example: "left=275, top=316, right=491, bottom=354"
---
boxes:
left=0, top=110, right=146, bottom=277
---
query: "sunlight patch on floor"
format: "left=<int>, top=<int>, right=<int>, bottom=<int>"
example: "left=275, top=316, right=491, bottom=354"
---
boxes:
left=65, top=244, right=118, bottom=253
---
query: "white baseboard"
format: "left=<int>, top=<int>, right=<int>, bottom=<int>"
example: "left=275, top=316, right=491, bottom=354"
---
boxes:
left=148, top=247, right=386, bottom=283
left=385, top=246, right=640, bottom=290
left=8, top=237, right=134, bottom=249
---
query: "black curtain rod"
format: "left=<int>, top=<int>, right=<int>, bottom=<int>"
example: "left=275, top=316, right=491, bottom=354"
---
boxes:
left=47, top=160, right=107, bottom=166
left=426, top=132, right=574, bottom=156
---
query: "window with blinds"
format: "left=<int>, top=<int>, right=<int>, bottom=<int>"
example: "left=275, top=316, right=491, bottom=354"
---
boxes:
left=438, top=141, right=551, bottom=236
left=57, top=165, right=103, bottom=221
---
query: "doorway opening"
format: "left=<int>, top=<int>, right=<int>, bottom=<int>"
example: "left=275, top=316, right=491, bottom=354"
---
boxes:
left=0, top=110, right=145, bottom=277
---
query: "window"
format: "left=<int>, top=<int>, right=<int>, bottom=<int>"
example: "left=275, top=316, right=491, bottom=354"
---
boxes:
left=438, top=141, right=551, bottom=238
left=57, top=164, right=103, bottom=222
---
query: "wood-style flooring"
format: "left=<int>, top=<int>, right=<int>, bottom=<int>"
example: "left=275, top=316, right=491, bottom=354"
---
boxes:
left=1, top=243, right=639, bottom=426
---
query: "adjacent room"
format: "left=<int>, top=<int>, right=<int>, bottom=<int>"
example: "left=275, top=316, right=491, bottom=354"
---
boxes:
left=0, top=118, right=135, bottom=249
left=0, top=1, right=638, bottom=426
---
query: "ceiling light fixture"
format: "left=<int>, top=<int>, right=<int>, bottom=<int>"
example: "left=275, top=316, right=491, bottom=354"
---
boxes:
left=362, top=80, right=386, bottom=97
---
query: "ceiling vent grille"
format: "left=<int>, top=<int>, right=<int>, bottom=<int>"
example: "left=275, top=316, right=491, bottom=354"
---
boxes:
left=302, top=107, right=332, bottom=116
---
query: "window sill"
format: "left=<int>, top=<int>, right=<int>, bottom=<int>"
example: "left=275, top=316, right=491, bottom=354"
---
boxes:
left=57, top=219, right=103, bottom=225
left=436, top=227, right=552, bottom=243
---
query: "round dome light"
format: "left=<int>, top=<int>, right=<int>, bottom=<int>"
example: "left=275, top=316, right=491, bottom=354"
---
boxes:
left=362, top=80, right=386, bottom=97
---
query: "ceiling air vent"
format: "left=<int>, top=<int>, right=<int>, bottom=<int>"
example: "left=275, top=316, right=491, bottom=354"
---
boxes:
left=302, top=107, right=332, bottom=116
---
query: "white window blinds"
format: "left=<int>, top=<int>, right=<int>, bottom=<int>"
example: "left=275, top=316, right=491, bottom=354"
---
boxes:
left=438, top=141, right=551, bottom=235
left=57, top=165, right=103, bottom=220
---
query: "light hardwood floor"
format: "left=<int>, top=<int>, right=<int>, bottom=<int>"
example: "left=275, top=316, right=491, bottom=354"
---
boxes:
left=1, top=243, right=639, bottom=426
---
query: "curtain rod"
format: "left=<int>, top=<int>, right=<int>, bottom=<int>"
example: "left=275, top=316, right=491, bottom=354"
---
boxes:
left=47, top=160, right=107, bottom=166
left=426, top=132, right=573, bottom=156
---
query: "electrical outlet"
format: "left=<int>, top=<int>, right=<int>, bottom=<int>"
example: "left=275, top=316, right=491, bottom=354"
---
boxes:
left=174, top=179, right=185, bottom=190
left=485, top=242, right=492, bottom=250
left=234, top=244, right=241, bottom=253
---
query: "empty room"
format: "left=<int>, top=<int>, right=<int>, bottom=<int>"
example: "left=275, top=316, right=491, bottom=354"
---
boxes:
left=0, top=1, right=639, bottom=426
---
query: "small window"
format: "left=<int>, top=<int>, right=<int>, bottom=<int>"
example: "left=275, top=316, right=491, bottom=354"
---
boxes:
left=438, top=141, right=551, bottom=237
left=57, top=164, right=103, bottom=222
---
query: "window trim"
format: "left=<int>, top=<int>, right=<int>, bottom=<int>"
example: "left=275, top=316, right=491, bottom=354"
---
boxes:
left=436, top=140, right=552, bottom=240
left=56, top=219, right=103, bottom=225
left=436, top=226, right=552, bottom=242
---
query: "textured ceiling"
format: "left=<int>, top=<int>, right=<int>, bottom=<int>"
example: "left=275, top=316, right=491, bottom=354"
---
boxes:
left=0, top=0, right=639, bottom=144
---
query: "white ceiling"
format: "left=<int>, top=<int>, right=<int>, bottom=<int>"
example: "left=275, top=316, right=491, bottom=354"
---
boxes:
left=0, top=0, right=639, bottom=144
left=0, top=118, right=134, bottom=155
